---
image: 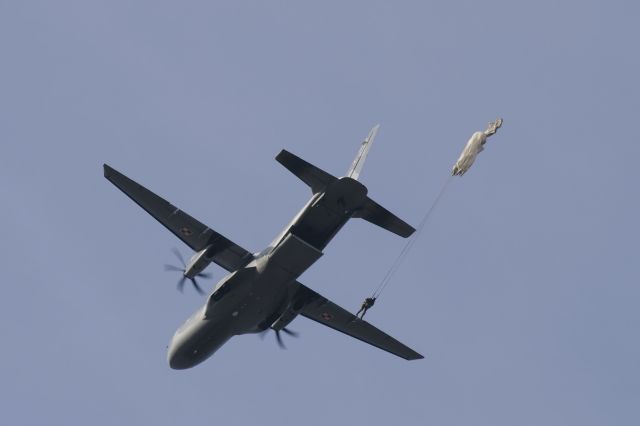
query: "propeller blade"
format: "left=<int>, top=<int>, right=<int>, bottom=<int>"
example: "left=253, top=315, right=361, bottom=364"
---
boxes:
left=164, top=264, right=184, bottom=272
left=167, top=249, right=206, bottom=296
left=259, top=330, right=269, bottom=340
left=196, top=272, right=212, bottom=279
left=171, top=248, right=186, bottom=267
left=190, top=278, right=205, bottom=295
left=281, top=327, right=299, bottom=338
left=177, top=275, right=187, bottom=293
left=275, top=330, right=286, bottom=349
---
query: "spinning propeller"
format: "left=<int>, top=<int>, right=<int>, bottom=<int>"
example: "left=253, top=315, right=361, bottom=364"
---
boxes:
left=260, top=327, right=299, bottom=349
left=164, top=248, right=211, bottom=295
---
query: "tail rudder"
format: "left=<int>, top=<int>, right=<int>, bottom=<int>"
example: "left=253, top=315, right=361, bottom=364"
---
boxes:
left=347, top=124, right=379, bottom=180
left=346, top=124, right=415, bottom=238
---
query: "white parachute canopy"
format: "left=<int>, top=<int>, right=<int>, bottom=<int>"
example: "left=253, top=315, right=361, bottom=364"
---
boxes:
left=369, top=118, right=505, bottom=302
left=452, top=118, right=503, bottom=176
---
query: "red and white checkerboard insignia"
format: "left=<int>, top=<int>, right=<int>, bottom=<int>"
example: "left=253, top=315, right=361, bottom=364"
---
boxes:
left=180, top=227, right=193, bottom=236
left=321, top=312, right=333, bottom=321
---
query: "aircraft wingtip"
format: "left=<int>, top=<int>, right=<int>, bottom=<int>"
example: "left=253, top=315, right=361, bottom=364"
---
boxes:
left=103, top=163, right=116, bottom=179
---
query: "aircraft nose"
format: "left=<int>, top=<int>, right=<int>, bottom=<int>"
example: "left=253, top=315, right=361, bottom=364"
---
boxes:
left=167, top=333, right=190, bottom=370
left=167, top=341, right=191, bottom=370
left=168, top=353, right=188, bottom=370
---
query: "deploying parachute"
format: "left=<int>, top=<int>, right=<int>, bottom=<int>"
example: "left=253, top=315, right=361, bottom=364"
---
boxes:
left=367, top=118, right=505, bottom=307
left=452, top=118, right=503, bottom=176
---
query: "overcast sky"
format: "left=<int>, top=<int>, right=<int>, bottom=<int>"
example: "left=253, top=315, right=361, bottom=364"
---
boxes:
left=1, top=1, right=639, bottom=425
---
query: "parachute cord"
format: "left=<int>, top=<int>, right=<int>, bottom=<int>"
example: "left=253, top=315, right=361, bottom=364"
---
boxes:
left=372, top=175, right=453, bottom=299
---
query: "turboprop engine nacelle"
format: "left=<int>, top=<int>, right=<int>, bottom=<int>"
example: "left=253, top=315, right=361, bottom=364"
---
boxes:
left=270, top=297, right=307, bottom=331
left=184, top=245, right=217, bottom=279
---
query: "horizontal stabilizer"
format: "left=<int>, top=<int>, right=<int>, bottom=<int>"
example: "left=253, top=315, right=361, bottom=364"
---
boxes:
left=353, top=197, right=415, bottom=238
left=276, top=150, right=337, bottom=194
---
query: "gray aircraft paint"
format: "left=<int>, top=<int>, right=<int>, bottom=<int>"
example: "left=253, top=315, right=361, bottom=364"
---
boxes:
left=104, top=126, right=422, bottom=369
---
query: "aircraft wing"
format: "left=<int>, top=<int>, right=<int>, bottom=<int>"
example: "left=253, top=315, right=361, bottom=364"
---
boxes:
left=104, top=164, right=253, bottom=272
left=294, top=282, right=423, bottom=360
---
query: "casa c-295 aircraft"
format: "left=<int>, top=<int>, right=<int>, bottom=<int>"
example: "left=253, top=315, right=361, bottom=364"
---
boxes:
left=104, top=125, right=423, bottom=369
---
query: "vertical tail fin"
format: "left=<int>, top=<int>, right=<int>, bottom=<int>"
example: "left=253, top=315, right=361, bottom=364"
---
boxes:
left=347, top=124, right=379, bottom=180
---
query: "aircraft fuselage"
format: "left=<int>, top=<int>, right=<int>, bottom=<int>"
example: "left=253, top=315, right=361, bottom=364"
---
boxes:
left=168, top=177, right=368, bottom=369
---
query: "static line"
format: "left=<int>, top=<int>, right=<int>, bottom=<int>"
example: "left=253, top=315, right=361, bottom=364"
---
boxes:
left=372, top=175, right=454, bottom=299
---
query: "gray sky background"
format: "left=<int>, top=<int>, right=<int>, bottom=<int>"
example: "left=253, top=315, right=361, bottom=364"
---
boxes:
left=1, top=1, right=639, bottom=425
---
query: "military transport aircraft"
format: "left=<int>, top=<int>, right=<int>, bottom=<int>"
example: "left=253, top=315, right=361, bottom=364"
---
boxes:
left=104, top=126, right=423, bottom=369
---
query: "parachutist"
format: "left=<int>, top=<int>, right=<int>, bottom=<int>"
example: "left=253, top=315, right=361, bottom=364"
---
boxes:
left=356, top=297, right=376, bottom=319
left=452, top=118, right=503, bottom=176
